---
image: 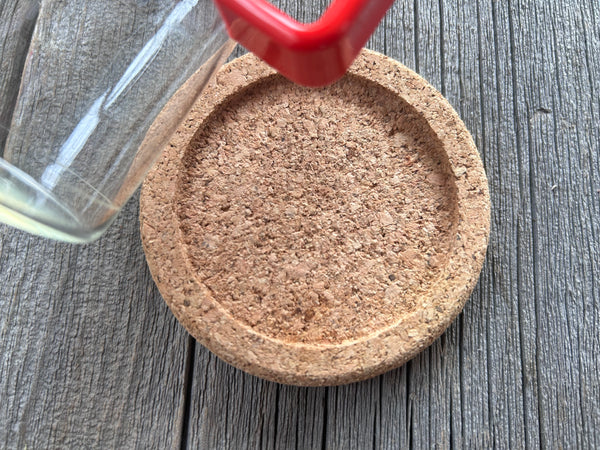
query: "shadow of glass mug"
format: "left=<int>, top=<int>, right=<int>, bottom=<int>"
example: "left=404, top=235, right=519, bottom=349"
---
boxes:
left=0, top=0, right=392, bottom=242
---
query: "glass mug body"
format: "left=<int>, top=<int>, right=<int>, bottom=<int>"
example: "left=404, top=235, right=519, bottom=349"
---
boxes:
left=0, top=0, right=234, bottom=242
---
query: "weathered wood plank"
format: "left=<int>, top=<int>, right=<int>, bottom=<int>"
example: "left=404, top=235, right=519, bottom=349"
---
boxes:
left=508, top=1, right=600, bottom=447
left=0, top=0, right=191, bottom=447
left=436, top=1, right=508, bottom=448
left=186, top=348, right=279, bottom=449
left=273, top=384, right=327, bottom=449
left=187, top=346, right=329, bottom=449
left=0, top=196, right=190, bottom=449
left=0, top=0, right=38, bottom=151
left=470, top=2, right=540, bottom=447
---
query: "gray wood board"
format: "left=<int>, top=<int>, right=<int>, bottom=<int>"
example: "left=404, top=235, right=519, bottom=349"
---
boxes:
left=0, top=196, right=191, bottom=449
left=0, top=1, right=191, bottom=448
left=1, top=0, right=599, bottom=448
left=0, top=0, right=39, bottom=151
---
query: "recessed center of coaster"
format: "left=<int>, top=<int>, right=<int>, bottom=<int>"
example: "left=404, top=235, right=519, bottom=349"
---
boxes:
left=176, top=74, right=458, bottom=345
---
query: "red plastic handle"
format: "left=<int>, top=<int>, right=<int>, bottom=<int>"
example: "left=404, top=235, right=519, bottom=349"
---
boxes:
left=213, top=0, right=394, bottom=86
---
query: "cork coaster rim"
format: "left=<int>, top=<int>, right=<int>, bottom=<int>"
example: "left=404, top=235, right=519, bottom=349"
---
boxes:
left=140, top=50, right=490, bottom=386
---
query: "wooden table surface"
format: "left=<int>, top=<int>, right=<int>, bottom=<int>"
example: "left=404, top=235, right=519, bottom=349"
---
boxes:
left=1, top=0, right=599, bottom=448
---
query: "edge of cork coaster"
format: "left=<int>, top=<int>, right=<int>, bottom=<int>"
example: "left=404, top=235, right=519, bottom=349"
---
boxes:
left=140, top=49, right=490, bottom=386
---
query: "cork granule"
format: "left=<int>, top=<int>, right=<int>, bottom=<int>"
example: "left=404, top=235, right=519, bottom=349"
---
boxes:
left=176, top=74, right=459, bottom=345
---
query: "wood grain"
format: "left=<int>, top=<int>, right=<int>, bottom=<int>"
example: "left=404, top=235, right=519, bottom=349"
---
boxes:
left=0, top=0, right=38, bottom=151
left=0, top=1, right=191, bottom=448
left=0, top=196, right=191, bottom=449
left=1, top=0, right=599, bottom=448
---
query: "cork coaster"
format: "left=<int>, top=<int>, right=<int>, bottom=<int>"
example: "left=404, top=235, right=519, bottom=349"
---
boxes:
left=140, top=50, right=490, bottom=386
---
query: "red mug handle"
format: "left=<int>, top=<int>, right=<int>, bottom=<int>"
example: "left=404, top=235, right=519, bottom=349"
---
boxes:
left=213, top=0, right=394, bottom=86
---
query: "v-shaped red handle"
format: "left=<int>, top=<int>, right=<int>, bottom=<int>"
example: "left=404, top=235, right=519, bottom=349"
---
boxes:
left=213, top=0, right=394, bottom=86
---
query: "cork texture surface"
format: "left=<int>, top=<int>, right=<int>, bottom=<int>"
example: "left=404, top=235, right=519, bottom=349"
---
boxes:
left=140, top=50, right=490, bottom=386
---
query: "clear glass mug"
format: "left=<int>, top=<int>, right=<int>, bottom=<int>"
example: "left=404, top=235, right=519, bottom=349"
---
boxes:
left=0, top=0, right=392, bottom=243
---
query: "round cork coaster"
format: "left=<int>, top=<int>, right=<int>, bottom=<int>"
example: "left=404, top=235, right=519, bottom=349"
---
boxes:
left=140, top=50, right=490, bottom=386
